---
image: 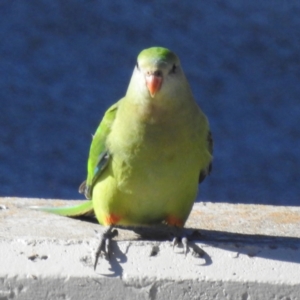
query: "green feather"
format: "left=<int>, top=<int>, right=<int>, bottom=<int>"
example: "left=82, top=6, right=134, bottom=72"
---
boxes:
left=32, top=47, right=213, bottom=228
left=30, top=200, right=94, bottom=217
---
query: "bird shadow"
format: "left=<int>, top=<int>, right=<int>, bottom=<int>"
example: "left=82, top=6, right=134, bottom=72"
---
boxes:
left=186, top=228, right=300, bottom=264
left=95, top=240, right=127, bottom=277
left=76, top=216, right=300, bottom=275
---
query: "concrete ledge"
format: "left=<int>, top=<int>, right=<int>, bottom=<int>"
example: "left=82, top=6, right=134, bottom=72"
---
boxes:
left=1, top=198, right=300, bottom=299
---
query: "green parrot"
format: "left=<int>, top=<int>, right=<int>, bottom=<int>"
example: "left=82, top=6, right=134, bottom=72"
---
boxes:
left=37, top=47, right=213, bottom=269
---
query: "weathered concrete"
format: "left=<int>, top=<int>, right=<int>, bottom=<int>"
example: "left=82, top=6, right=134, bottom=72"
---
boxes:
left=0, top=198, right=300, bottom=299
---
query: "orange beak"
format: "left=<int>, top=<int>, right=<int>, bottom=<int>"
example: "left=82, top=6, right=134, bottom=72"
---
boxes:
left=146, top=74, right=162, bottom=98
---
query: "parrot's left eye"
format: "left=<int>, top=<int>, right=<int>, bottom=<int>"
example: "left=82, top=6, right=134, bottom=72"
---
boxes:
left=170, top=64, right=177, bottom=74
left=136, top=62, right=140, bottom=70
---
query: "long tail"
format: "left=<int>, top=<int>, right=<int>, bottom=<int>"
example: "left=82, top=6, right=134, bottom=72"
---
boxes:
left=30, top=200, right=94, bottom=217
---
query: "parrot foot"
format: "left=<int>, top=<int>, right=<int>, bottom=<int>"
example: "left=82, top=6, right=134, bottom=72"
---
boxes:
left=172, top=236, right=189, bottom=256
left=172, top=234, right=206, bottom=258
left=94, top=225, right=118, bottom=270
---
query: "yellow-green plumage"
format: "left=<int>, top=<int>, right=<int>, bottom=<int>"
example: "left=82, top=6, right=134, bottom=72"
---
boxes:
left=37, top=47, right=213, bottom=230
left=84, top=47, right=212, bottom=227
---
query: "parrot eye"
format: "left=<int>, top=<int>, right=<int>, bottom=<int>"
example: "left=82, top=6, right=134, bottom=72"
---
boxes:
left=170, top=64, right=177, bottom=74
left=136, top=62, right=140, bottom=70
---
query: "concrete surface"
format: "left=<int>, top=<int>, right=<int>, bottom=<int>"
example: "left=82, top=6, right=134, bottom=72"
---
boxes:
left=0, top=198, right=300, bottom=299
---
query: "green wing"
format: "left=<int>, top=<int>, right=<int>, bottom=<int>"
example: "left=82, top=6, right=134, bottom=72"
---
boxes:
left=199, top=130, right=213, bottom=183
left=30, top=103, right=118, bottom=218
left=79, top=102, right=119, bottom=199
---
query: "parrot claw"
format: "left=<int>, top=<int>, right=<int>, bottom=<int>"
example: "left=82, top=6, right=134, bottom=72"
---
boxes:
left=171, top=236, right=180, bottom=249
left=182, top=237, right=188, bottom=256
left=171, top=232, right=205, bottom=258
left=171, top=235, right=189, bottom=255
left=94, top=225, right=118, bottom=270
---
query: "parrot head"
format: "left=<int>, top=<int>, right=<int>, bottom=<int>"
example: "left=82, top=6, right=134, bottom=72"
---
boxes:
left=133, top=47, right=187, bottom=99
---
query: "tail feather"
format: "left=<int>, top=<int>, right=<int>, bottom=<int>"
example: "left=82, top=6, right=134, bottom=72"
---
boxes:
left=30, top=200, right=94, bottom=217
